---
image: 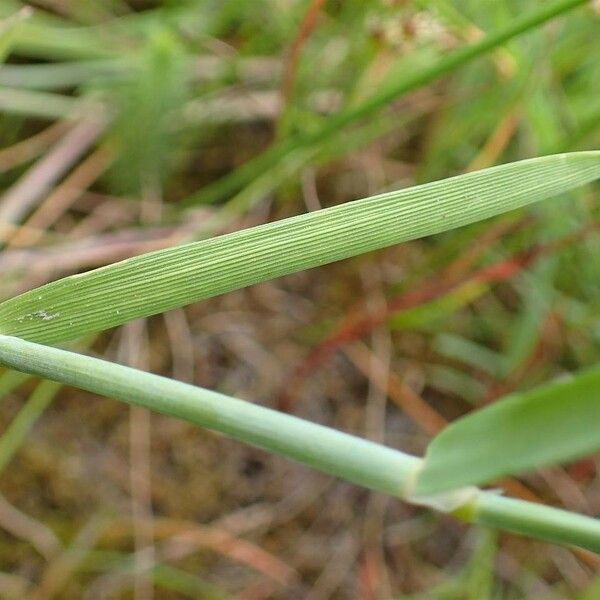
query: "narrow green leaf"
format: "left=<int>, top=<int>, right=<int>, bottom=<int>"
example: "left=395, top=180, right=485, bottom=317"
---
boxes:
left=415, top=365, right=600, bottom=495
left=0, top=7, right=32, bottom=62
left=0, top=369, right=30, bottom=399
left=82, top=553, right=229, bottom=600
left=434, top=333, right=505, bottom=378
left=1, top=0, right=117, bottom=60
left=182, top=0, right=589, bottom=207
left=0, top=380, right=60, bottom=475
left=0, top=59, right=126, bottom=89
left=0, top=87, right=79, bottom=120
left=465, top=530, right=497, bottom=600
left=0, top=152, right=598, bottom=344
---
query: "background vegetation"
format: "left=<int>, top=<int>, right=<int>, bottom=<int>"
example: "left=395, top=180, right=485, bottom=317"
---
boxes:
left=0, top=0, right=599, bottom=598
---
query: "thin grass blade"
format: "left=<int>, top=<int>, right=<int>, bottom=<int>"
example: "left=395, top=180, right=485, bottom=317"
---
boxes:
left=0, top=7, right=31, bottom=62
left=182, top=0, right=590, bottom=207
left=0, top=152, right=598, bottom=344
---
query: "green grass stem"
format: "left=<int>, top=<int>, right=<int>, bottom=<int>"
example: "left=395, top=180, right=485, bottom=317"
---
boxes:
left=0, top=334, right=599, bottom=553
left=183, top=0, right=590, bottom=207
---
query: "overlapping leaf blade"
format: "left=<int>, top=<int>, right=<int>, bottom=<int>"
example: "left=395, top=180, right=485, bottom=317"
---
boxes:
left=414, top=365, right=600, bottom=495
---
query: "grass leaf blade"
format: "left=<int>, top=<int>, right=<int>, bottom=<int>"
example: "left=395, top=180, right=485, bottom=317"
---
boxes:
left=0, top=152, right=598, bottom=344
left=415, top=365, right=600, bottom=495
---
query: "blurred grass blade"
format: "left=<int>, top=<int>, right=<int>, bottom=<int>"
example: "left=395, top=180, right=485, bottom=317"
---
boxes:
left=107, top=28, right=189, bottom=195
left=82, top=553, right=228, bottom=599
left=183, top=0, right=589, bottom=207
left=0, top=87, right=80, bottom=120
left=1, top=0, right=116, bottom=60
left=415, top=365, right=600, bottom=495
left=0, top=152, right=598, bottom=344
left=0, top=7, right=32, bottom=62
left=0, top=380, right=60, bottom=475
left=0, top=369, right=30, bottom=400
left=0, top=59, right=128, bottom=89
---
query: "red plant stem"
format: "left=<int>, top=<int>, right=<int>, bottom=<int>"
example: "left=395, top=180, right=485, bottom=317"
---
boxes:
left=281, top=0, right=327, bottom=104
